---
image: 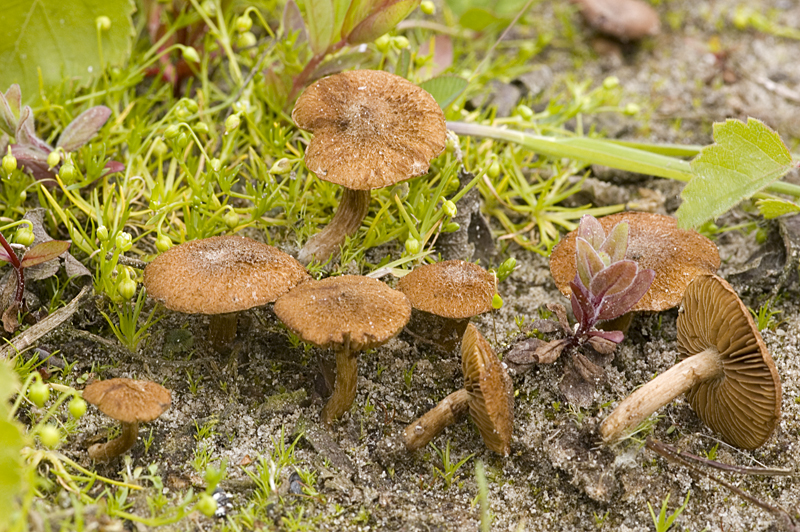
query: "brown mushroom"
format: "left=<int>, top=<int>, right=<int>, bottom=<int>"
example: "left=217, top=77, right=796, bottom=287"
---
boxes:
left=403, top=324, right=513, bottom=455
left=550, top=212, right=719, bottom=316
left=397, top=260, right=496, bottom=351
left=83, top=378, right=171, bottom=461
left=273, top=275, right=411, bottom=424
left=601, top=274, right=782, bottom=449
left=143, top=235, right=309, bottom=351
left=292, top=69, right=447, bottom=264
left=573, top=0, right=661, bottom=42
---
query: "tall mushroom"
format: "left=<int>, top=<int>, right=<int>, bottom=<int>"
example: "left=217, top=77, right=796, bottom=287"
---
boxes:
left=601, top=274, right=782, bottom=449
left=144, top=235, right=309, bottom=351
left=397, top=260, right=496, bottom=351
left=292, top=69, right=447, bottom=264
left=273, top=275, right=411, bottom=424
left=83, top=378, right=171, bottom=461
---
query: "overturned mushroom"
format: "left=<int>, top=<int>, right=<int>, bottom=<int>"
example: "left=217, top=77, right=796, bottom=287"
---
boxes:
left=397, top=260, right=496, bottom=351
left=83, top=378, right=171, bottom=461
left=292, top=69, right=447, bottom=264
left=143, top=235, right=309, bottom=351
left=601, top=274, right=782, bottom=449
left=274, top=275, right=411, bottom=424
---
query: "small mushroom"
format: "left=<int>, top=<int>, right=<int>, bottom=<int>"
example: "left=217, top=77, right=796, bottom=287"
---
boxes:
left=600, top=274, right=782, bottom=449
left=83, top=378, right=171, bottom=461
left=397, top=260, right=496, bottom=351
left=143, top=235, right=309, bottom=351
left=550, top=212, right=720, bottom=318
left=403, top=323, right=514, bottom=455
left=572, top=0, right=661, bottom=42
left=273, top=275, right=411, bottom=424
left=292, top=69, right=447, bottom=264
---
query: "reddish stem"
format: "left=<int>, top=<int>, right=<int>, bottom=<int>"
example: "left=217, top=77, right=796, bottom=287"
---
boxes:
left=0, top=232, right=24, bottom=306
left=288, top=40, right=348, bottom=104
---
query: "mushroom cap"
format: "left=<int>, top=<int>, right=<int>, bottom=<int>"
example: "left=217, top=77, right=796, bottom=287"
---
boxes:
left=291, top=69, right=447, bottom=191
left=550, top=212, right=720, bottom=312
left=397, top=260, right=495, bottom=319
left=83, top=378, right=171, bottom=424
left=461, top=323, right=514, bottom=455
left=575, top=0, right=661, bottom=41
left=273, top=275, right=411, bottom=352
left=677, top=274, right=781, bottom=450
left=143, top=235, right=310, bottom=315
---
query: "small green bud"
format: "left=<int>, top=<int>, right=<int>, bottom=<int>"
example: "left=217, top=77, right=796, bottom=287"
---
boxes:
left=18, top=190, right=26, bottom=202
left=269, top=158, right=292, bottom=175
left=516, top=104, right=534, bottom=120
left=225, top=113, right=241, bottom=133
left=624, top=103, right=641, bottom=116
left=492, top=293, right=503, bottom=310
left=193, top=122, right=210, bottom=135
left=393, top=36, right=409, bottom=50
left=223, top=209, right=239, bottom=229
left=176, top=131, right=190, bottom=149
left=69, top=396, right=87, bottom=419
left=420, top=1, right=435, bottom=15
left=182, top=46, right=201, bottom=63
left=201, top=0, right=216, bottom=16
left=496, top=257, right=516, bottom=282
left=391, top=182, right=409, bottom=201
left=39, top=425, right=61, bottom=449
left=164, top=124, right=181, bottom=139
left=195, top=493, right=217, bottom=517
left=15, top=227, right=35, bottom=246
left=602, top=76, right=620, bottom=90
left=375, top=34, right=391, bottom=53
left=29, top=380, right=50, bottom=408
left=156, top=234, right=172, bottom=253
left=442, top=222, right=460, bottom=233
left=209, top=158, right=222, bottom=172
left=236, top=31, right=257, bottom=49
left=96, top=16, right=111, bottom=31
left=236, top=14, right=253, bottom=33
left=183, top=99, right=199, bottom=113
left=47, top=151, right=61, bottom=169
left=442, top=200, right=457, bottom=218
left=117, top=269, right=137, bottom=300
left=97, top=225, right=109, bottom=242
left=404, top=238, right=421, bottom=255
left=175, top=107, right=191, bottom=121
left=59, top=164, right=76, bottom=183
left=2, top=150, right=17, bottom=174
left=445, top=131, right=459, bottom=153
left=487, top=160, right=501, bottom=179
left=152, top=138, right=169, bottom=157
left=115, top=231, right=132, bottom=252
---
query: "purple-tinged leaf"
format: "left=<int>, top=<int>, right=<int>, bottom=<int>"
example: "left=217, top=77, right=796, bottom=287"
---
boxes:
left=11, top=144, right=56, bottom=184
left=0, top=246, right=14, bottom=263
left=600, top=221, right=629, bottom=263
left=589, top=260, right=637, bottom=299
left=283, top=0, right=308, bottom=44
left=587, top=335, right=619, bottom=355
left=570, top=278, right=595, bottom=328
left=0, top=85, right=20, bottom=136
left=56, top=106, right=112, bottom=152
left=5, top=85, right=21, bottom=117
left=576, top=237, right=605, bottom=287
left=346, top=0, right=421, bottom=45
left=588, top=329, right=625, bottom=343
left=578, top=214, right=606, bottom=250
left=597, top=268, right=655, bottom=320
left=20, top=241, right=70, bottom=269
left=15, top=106, right=53, bottom=153
left=102, top=160, right=125, bottom=176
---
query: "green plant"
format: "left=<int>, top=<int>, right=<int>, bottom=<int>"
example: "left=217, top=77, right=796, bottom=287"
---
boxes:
left=101, top=288, right=163, bottom=352
left=749, top=301, right=783, bottom=331
left=430, top=440, right=474, bottom=490
left=404, top=362, right=417, bottom=391
left=648, top=491, right=691, bottom=532
left=593, top=510, right=610, bottom=528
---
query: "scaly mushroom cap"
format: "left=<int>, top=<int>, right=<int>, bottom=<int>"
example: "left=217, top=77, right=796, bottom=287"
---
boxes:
left=550, top=212, right=719, bottom=312
left=291, top=70, right=447, bottom=190
left=677, top=274, right=781, bottom=449
left=143, top=235, right=310, bottom=315
left=461, top=324, right=514, bottom=455
left=274, top=275, right=411, bottom=352
left=83, top=378, right=171, bottom=424
left=397, top=260, right=495, bottom=319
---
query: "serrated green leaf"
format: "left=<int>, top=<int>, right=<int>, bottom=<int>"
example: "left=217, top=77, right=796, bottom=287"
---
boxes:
left=677, top=118, right=797, bottom=228
left=419, top=75, right=468, bottom=110
left=756, top=198, right=800, bottom=219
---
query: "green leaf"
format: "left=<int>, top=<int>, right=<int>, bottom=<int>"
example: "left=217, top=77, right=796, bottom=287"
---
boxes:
left=304, top=0, right=335, bottom=54
left=0, top=416, right=25, bottom=517
left=346, top=0, right=420, bottom=45
left=677, top=118, right=797, bottom=228
left=419, top=75, right=468, bottom=110
left=459, top=8, right=501, bottom=31
left=757, top=198, right=800, bottom=219
left=0, top=358, right=18, bottom=403
left=20, top=240, right=70, bottom=269
left=0, top=0, right=136, bottom=105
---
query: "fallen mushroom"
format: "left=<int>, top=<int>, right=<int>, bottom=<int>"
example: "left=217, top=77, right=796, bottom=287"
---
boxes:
left=402, top=323, right=513, bottom=455
left=273, top=275, right=411, bottom=424
left=292, top=69, right=447, bottom=264
left=396, top=260, right=496, bottom=352
left=83, top=378, right=171, bottom=461
left=143, top=235, right=309, bottom=351
left=601, top=274, right=782, bottom=449
left=572, top=0, right=661, bottom=42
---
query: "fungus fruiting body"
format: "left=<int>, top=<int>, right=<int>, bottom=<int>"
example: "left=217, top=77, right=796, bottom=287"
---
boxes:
left=143, top=235, right=309, bottom=350
left=573, top=0, right=661, bottom=41
left=601, top=274, right=781, bottom=449
left=292, top=69, right=447, bottom=264
left=273, top=275, right=411, bottom=424
left=83, top=378, right=171, bottom=461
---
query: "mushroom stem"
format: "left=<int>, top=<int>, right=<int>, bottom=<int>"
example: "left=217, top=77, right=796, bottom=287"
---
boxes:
left=298, top=188, right=371, bottom=265
left=321, top=335, right=358, bottom=424
left=208, top=312, right=238, bottom=351
left=88, top=421, right=139, bottom=461
left=601, top=347, right=721, bottom=443
left=403, top=388, right=470, bottom=451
